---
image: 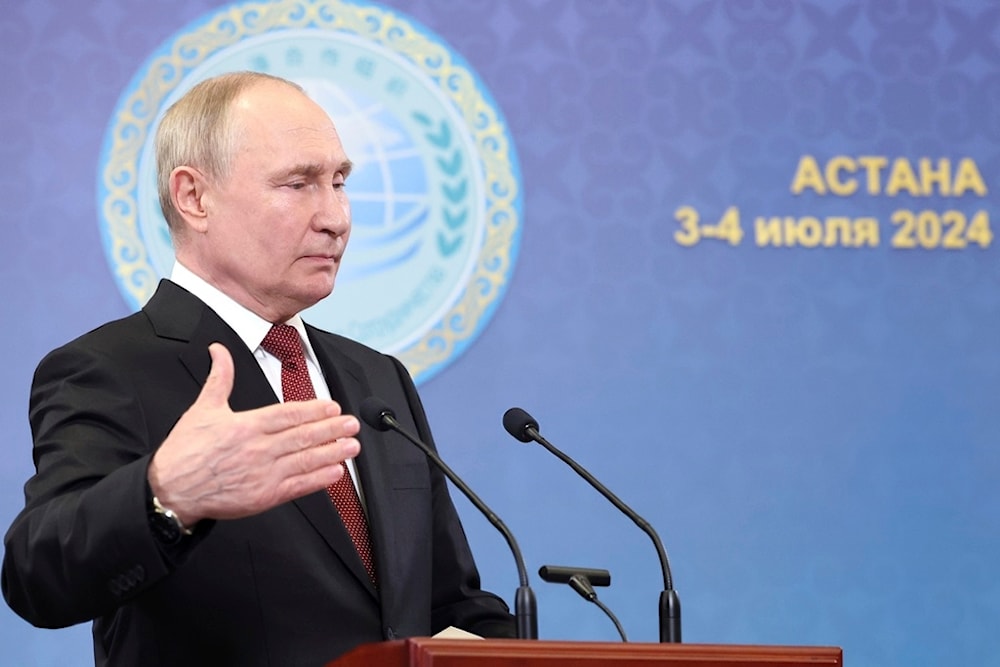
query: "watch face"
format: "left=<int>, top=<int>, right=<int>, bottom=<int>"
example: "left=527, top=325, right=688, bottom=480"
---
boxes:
left=150, top=510, right=182, bottom=545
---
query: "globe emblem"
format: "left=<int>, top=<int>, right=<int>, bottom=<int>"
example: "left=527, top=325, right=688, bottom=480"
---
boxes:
left=99, top=1, right=522, bottom=384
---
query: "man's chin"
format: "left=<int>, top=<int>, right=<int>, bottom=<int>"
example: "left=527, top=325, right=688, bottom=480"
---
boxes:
left=299, top=279, right=337, bottom=307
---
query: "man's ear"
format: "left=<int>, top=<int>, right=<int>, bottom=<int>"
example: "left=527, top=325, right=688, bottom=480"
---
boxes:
left=170, top=166, right=210, bottom=234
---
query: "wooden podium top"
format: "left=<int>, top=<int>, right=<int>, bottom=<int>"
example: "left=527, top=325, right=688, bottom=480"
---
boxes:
left=330, top=637, right=844, bottom=667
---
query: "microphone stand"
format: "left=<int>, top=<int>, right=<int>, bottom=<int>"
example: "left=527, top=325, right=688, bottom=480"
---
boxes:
left=505, top=408, right=681, bottom=642
left=364, top=399, right=538, bottom=639
left=543, top=430, right=680, bottom=641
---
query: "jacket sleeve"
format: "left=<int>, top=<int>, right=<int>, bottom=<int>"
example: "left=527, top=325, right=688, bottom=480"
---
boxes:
left=2, top=342, right=203, bottom=628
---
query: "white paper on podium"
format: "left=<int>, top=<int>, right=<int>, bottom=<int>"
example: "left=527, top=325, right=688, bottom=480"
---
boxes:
left=432, top=626, right=484, bottom=640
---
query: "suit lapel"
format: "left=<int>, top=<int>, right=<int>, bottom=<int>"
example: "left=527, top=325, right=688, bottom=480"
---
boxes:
left=181, top=315, right=276, bottom=413
left=144, top=279, right=277, bottom=412
left=306, top=327, right=398, bottom=602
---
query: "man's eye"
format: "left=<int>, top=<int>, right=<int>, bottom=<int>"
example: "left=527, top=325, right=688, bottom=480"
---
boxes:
left=287, top=182, right=306, bottom=190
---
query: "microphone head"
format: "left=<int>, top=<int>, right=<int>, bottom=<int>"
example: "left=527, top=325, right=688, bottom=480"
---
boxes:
left=502, top=407, right=538, bottom=443
left=360, top=396, right=395, bottom=431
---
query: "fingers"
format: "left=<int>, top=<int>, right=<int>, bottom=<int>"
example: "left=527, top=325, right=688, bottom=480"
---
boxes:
left=264, top=413, right=360, bottom=465
left=273, top=438, right=361, bottom=498
left=220, top=437, right=361, bottom=516
left=250, top=414, right=362, bottom=508
left=224, top=405, right=360, bottom=489
left=255, top=397, right=349, bottom=434
left=276, top=465, right=348, bottom=502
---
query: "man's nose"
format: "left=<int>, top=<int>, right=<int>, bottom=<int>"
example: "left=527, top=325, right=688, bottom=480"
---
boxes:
left=314, top=187, right=351, bottom=236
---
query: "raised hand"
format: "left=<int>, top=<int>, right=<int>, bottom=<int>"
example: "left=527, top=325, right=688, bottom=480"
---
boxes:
left=147, top=343, right=361, bottom=527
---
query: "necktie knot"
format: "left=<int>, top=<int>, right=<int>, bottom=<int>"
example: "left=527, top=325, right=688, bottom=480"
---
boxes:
left=261, top=324, right=305, bottom=370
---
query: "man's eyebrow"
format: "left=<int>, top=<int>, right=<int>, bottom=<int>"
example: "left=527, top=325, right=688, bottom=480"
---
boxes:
left=274, top=160, right=353, bottom=180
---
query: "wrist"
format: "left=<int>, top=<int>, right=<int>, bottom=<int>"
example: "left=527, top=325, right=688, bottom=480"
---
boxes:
left=147, top=494, right=194, bottom=546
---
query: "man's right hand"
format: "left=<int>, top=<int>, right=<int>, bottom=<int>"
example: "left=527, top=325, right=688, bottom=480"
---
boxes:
left=146, top=342, right=361, bottom=528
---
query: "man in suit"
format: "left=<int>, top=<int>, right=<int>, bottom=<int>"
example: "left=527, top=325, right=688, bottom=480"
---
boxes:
left=2, top=71, right=515, bottom=666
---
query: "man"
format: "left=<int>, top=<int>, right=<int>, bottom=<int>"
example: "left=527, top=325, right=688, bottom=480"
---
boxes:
left=2, top=71, right=515, bottom=666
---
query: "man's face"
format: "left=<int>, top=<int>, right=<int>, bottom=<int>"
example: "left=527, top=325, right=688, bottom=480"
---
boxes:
left=197, top=81, right=352, bottom=323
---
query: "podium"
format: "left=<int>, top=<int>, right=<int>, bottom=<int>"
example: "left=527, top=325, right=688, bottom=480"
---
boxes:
left=329, top=638, right=843, bottom=667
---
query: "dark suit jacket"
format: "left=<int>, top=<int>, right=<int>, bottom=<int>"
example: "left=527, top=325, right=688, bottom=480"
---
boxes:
left=2, top=280, right=514, bottom=666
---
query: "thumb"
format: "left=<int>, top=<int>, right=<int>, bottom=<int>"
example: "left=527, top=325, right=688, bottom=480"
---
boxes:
left=197, top=342, right=235, bottom=409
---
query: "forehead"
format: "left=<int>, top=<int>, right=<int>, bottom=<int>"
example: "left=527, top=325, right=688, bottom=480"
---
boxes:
left=232, top=82, right=347, bottom=160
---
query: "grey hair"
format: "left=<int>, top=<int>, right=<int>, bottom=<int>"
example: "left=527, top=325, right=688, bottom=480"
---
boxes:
left=155, top=71, right=304, bottom=230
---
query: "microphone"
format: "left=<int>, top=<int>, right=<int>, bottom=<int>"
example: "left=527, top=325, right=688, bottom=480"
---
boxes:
left=538, top=564, right=611, bottom=588
left=502, top=407, right=681, bottom=643
left=361, top=397, right=538, bottom=640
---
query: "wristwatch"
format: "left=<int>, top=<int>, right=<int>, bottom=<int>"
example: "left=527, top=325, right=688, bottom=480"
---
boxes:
left=149, top=496, right=193, bottom=545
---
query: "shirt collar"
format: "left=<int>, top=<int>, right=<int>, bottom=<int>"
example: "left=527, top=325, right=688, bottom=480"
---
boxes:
left=169, top=262, right=317, bottom=362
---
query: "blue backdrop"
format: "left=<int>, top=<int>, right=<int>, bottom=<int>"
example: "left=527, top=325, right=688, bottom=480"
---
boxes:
left=1, top=1, right=998, bottom=665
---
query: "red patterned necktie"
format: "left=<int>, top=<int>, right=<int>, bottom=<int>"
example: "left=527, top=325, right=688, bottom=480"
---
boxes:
left=260, top=324, right=377, bottom=585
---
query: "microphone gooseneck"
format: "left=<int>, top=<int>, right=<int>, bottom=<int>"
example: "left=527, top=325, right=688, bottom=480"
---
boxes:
left=362, top=397, right=538, bottom=640
left=502, top=406, right=682, bottom=643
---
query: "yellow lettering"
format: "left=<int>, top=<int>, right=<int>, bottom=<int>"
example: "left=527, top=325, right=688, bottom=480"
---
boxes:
left=966, top=210, right=992, bottom=247
left=953, top=158, right=987, bottom=196
left=754, top=217, right=785, bottom=246
left=823, top=217, right=852, bottom=246
left=891, top=210, right=916, bottom=248
left=885, top=158, right=921, bottom=196
left=915, top=210, right=942, bottom=247
left=853, top=217, right=880, bottom=246
left=790, top=155, right=826, bottom=195
left=758, top=215, right=881, bottom=247
left=942, top=211, right=967, bottom=249
left=715, top=206, right=743, bottom=245
left=857, top=156, right=888, bottom=195
left=825, top=156, right=857, bottom=196
left=788, top=216, right=823, bottom=247
left=674, top=206, right=701, bottom=247
left=919, top=158, right=951, bottom=196
left=797, top=156, right=985, bottom=197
